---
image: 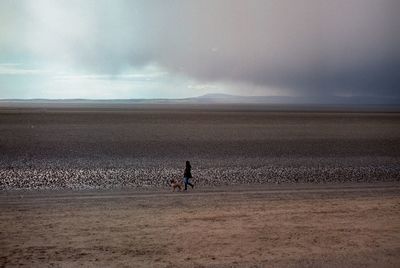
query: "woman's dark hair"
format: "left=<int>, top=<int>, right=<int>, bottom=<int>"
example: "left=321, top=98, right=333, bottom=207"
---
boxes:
left=186, top=161, right=191, bottom=167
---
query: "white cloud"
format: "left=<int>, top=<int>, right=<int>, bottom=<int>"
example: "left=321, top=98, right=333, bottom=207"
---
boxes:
left=0, top=64, right=50, bottom=75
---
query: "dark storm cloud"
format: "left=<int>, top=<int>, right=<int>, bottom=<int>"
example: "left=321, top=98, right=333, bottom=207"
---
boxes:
left=148, top=0, right=400, bottom=99
left=1, top=0, right=399, bottom=101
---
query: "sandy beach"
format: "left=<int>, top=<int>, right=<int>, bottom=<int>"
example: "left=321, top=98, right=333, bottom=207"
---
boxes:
left=1, top=106, right=399, bottom=267
left=1, top=183, right=399, bottom=267
left=1, top=106, right=399, bottom=190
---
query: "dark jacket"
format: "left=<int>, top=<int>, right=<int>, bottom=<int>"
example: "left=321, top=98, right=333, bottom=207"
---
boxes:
left=184, top=165, right=192, bottom=178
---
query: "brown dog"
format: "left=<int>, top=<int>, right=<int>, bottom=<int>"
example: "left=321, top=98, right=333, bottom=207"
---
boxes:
left=169, top=178, right=182, bottom=191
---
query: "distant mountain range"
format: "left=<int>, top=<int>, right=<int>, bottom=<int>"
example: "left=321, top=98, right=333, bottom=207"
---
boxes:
left=192, top=93, right=301, bottom=104
left=1, top=93, right=399, bottom=106
left=194, top=93, right=400, bottom=106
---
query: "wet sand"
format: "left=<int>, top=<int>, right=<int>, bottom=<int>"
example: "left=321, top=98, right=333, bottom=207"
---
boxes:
left=1, top=106, right=400, bottom=189
left=1, top=183, right=399, bottom=267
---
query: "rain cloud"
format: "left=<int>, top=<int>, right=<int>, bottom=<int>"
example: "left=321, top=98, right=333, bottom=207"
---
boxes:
left=0, top=0, right=399, bottom=102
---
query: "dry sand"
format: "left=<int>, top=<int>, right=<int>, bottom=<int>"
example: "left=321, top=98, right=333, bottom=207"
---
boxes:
left=1, top=183, right=399, bottom=267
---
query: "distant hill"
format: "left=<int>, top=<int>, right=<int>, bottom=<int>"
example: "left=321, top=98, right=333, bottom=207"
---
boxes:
left=1, top=93, right=399, bottom=109
left=189, top=93, right=400, bottom=106
left=190, top=93, right=299, bottom=104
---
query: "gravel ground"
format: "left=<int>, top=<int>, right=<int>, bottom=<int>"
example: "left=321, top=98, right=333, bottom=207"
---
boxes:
left=1, top=106, right=399, bottom=190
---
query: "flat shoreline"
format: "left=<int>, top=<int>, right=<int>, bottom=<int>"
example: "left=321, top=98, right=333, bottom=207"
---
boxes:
left=1, top=181, right=399, bottom=197
left=2, top=102, right=400, bottom=112
left=1, top=183, right=399, bottom=267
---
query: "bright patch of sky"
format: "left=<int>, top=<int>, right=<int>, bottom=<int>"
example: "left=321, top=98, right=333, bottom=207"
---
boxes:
left=0, top=62, right=257, bottom=99
left=0, top=0, right=398, bottom=102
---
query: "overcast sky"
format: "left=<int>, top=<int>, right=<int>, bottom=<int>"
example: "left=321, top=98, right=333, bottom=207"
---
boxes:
left=0, top=0, right=399, bottom=102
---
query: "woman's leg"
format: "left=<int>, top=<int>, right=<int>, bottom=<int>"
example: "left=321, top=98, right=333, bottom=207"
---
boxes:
left=187, top=178, right=194, bottom=188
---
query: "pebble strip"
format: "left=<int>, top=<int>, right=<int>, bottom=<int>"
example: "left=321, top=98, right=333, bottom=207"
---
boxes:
left=1, top=164, right=399, bottom=190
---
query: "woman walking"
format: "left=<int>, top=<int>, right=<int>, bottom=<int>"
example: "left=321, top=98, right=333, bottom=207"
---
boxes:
left=183, top=161, right=194, bottom=190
